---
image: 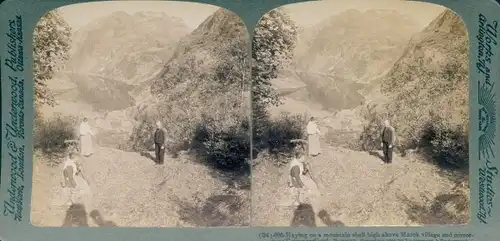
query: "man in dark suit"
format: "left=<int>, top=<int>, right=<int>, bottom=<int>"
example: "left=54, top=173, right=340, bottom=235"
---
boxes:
left=153, top=121, right=166, bottom=165
left=380, top=119, right=395, bottom=164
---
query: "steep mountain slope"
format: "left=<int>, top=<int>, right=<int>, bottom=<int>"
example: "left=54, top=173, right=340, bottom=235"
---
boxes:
left=67, top=11, right=189, bottom=85
left=376, top=9, right=468, bottom=149
left=295, top=9, right=423, bottom=83
left=130, top=8, right=250, bottom=155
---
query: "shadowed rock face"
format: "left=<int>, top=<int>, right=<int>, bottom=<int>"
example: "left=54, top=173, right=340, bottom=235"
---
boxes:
left=67, top=11, right=190, bottom=85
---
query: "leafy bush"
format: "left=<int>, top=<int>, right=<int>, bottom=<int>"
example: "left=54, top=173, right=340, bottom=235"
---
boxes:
left=33, top=9, right=71, bottom=107
left=420, top=115, right=469, bottom=169
left=358, top=104, right=385, bottom=152
left=191, top=114, right=250, bottom=171
left=359, top=102, right=468, bottom=170
left=253, top=112, right=306, bottom=165
left=126, top=118, right=155, bottom=152
left=34, top=114, right=77, bottom=156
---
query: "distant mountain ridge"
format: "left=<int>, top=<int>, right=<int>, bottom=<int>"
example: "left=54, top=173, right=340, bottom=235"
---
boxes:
left=295, top=9, right=423, bottom=83
left=67, top=11, right=190, bottom=85
left=275, top=9, right=425, bottom=112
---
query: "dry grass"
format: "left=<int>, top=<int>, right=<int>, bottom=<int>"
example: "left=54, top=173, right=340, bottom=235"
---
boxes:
left=31, top=147, right=250, bottom=227
left=252, top=146, right=466, bottom=227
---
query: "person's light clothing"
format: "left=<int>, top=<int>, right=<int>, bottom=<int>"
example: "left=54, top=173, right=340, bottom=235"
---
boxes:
left=79, top=122, right=94, bottom=157
left=307, top=121, right=321, bottom=156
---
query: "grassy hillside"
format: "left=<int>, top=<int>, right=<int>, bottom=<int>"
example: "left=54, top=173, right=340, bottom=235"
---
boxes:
left=361, top=9, right=469, bottom=171
left=128, top=8, right=251, bottom=174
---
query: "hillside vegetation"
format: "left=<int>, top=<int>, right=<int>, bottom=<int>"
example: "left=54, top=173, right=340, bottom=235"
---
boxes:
left=128, top=8, right=250, bottom=176
left=360, top=9, right=469, bottom=172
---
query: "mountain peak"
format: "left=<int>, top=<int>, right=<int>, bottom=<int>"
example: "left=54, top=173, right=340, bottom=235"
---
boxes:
left=424, top=9, right=466, bottom=35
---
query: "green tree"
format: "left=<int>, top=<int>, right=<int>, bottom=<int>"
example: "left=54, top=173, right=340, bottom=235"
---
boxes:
left=251, top=8, right=298, bottom=113
left=33, top=9, right=72, bottom=108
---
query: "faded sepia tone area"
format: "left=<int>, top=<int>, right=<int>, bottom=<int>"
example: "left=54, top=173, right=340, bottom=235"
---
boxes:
left=251, top=0, right=469, bottom=227
left=31, top=1, right=251, bottom=227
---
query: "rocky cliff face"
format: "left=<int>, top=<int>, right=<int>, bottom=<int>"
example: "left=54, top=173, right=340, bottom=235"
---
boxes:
left=67, top=11, right=189, bottom=85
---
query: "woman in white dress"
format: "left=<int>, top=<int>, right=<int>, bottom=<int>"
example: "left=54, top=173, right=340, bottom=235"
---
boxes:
left=306, top=117, right=321, bottom=156
left=79, top=118, right=95, bottom=157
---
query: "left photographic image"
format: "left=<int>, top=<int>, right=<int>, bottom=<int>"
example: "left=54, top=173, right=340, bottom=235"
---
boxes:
left=31, top=1, right=251, bottom=227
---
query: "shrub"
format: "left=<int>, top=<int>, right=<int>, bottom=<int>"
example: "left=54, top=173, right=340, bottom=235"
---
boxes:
left=191, top=115, right=250, bottom=171
left=33, top=9, right=71, bottom=107
left=252, top=112, right=306, bottom=166
left=359, top=102, right=468, bottom=169
left=34, top=114, right=77, bottom=156
left=126, top=118, right=155, bottom=152
left=358, top=104, right=384, bottom=151
left=420, top=115, right=469, bottom=169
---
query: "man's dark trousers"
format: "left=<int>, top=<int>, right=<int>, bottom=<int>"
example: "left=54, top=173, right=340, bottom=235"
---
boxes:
left=154, top=128, right=166, bottom=165
left=382, top=141, right=393, bottom=163
left=155, top=144, right=165, bottom=164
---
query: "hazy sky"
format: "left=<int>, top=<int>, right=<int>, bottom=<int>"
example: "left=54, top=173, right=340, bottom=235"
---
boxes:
left=57, top=0, right=446, bottom=32
left=285, top=0, right=446, bottom=28
left=58, top=0, right=219, bottom=31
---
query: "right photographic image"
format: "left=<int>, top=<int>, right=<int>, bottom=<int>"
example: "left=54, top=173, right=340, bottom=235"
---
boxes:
left=251, top=0, right=469, bottom=227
